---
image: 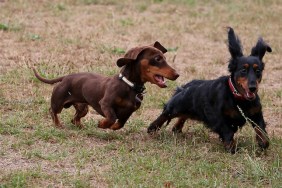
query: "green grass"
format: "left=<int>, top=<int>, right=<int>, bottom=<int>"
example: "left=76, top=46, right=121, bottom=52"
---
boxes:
left=0, top=22, right=22, bottom=32
left=106, top=131, right=282, bottom=187
left=0, top=23, right=9, bottom=31
left=0, top=170, right=44, bottom=188
left=0, top=0, right=281, bottom=187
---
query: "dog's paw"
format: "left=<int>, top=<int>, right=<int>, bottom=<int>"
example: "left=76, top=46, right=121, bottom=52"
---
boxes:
left=54, top=123, right=65, bottom=129
left=257, top=135, right=270, bottom=149
left=147, top=125, right=159, bottom=134
left=255, top=128, right=270, bottom=149
left=172, top=127, right=183, bottom=134
left=98, top=119, right=111, bottom=129
left=109, top=122, right=123, bottom=130
left=71, top=119, right=84, bottom=129
left=223, top=140, right=237, bottom=154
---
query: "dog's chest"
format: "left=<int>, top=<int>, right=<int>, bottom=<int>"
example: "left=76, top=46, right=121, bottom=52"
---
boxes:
left=224, top=108, right=240, bottom=118
left=115, top=94, right=143, bottom=110
left=224, top=106, right=261, bottom=119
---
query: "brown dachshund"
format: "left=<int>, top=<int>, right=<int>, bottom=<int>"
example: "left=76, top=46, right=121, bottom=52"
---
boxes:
left=33, top=41, right=179, bottom=129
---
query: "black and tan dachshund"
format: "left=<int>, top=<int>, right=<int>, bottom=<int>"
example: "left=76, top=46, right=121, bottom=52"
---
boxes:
left=148, top=28, right=272, bottom=153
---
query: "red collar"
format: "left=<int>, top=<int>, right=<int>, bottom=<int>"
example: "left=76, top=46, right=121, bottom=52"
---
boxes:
left=228, top=77, right=246, bottom=100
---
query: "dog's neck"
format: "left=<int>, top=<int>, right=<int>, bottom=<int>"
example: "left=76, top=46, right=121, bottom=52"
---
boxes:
left=119, top=64, right=146, bottom=93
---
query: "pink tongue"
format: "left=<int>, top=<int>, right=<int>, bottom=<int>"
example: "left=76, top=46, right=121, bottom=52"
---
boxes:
left=155, top=75, right=166, bottom=86
left=246, top=91, right=255, bottom=99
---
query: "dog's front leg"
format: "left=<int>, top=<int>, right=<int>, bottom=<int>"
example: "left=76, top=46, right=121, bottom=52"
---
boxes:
left=222, top=132, right=236, bottom=154
left=110, top=115, right=131, bottom=130
left=98, top=98, right=117, bottom=129
left=148, top=113, right=170, bottom=133
left=251, top=112, right=269, bottom=149
left=216, top=124, right=237, bottom=154
left=172, top=116, right=187, bottom=133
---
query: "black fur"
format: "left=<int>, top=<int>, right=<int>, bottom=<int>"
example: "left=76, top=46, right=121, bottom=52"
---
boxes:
left=148, top=27, right=271, bottom=153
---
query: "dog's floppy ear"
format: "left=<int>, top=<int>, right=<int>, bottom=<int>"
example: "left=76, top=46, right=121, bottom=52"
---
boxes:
left=227, top=27, right=243, bottom=59
left=116, top=46, right=146, bottom=67
left=116, top=58, right=135, bottom=67
left=117, top=41, right=167, bottom=67
left=152, top=41, right=167, bottom=54
left=250, top=37, right=272, bottom=60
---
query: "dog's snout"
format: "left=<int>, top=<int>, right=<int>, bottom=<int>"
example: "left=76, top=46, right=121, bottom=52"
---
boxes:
left=248, top=79, right=257, bottom=93
left=166, top=68, right=179, bottom=80
left=249, top=86, right=257, bottom=93
left=173, top=72, right=180, bottom=80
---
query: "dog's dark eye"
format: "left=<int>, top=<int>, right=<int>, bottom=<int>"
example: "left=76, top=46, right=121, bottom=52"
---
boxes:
left=241, top=68, right=247, bottom=74
left=256, top=69, right=261, bottom=74
left=155, top=56, right=162, bottom=62
left=255, top=69, right=261, bottom=76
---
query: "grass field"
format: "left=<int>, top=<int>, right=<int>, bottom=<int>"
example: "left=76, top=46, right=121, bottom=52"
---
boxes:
left=0, top=0, right=281, bottom=187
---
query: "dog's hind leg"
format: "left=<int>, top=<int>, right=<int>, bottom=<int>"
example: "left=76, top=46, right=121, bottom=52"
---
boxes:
left=49, top=107, right=64, bottom=128
left=172, top=116, right=187, bottom=133
left=71, top=103, right=89, bottom=129
left=49, top=84, right=69, bottom=128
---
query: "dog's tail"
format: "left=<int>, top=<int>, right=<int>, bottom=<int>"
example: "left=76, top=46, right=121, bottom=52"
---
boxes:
left=33, top=68, right=64, bottom=84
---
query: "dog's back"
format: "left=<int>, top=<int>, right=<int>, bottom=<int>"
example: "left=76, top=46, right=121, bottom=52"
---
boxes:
left=165, top=77, right=228, bottom=122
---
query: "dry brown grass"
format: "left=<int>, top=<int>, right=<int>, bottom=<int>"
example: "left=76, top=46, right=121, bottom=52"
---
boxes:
left=0, top=0, right=281, bottom=187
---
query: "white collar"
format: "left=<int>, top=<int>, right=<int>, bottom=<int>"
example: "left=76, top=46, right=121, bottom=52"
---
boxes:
left=119, top=73, right=134, bottom=88
left=118, top=73, right=146, bottom=93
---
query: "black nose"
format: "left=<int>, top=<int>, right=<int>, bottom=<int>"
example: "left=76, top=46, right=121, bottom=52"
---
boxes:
left=175, top=73, right=180, bottom=79
left=249, top=86, right=257, bottom=93
left=171, top=71, right=180, bottom=80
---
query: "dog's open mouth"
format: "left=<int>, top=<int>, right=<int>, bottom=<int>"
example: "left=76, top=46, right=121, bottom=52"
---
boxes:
left=154, top=75, right=167, bottom=88
left=245, top=91, right=256, bottom=100
left=238, top=83, right=256, bottom=101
